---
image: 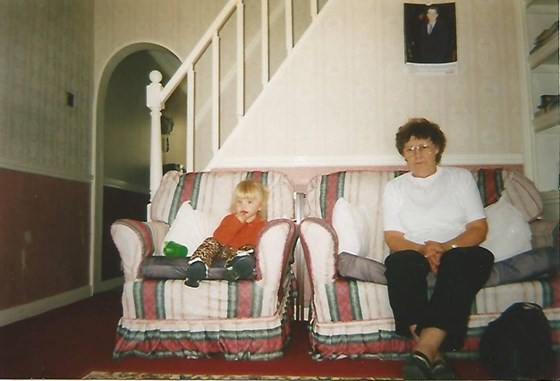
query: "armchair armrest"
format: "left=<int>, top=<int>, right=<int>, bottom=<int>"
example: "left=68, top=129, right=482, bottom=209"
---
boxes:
left=298, top=217, right=339, bottom=289
left=110, top=219, right=168, bottom=281
left=256, top=218, right=297, bottom=288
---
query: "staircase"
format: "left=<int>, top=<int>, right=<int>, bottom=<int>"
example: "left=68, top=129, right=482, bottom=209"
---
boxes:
left=146, top=0, right=329, bottom=200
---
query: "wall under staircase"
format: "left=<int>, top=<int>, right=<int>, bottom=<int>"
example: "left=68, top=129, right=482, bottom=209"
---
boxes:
left=210, top=0, right=527, bottom=188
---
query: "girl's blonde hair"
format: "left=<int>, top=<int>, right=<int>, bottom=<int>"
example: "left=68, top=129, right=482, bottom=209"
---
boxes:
left=231, top=179, right=269, bottom=218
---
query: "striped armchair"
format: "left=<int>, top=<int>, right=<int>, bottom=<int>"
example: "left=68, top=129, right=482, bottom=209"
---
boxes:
left=299, top=168, right=559, bottom=360
left=111, top=170, right=297, bottom=360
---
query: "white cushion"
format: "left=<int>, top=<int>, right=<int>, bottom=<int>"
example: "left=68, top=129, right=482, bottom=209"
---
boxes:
left=160, top=201, right=222, bottom=257
left=481, top=197, right=532, bottom=262
left=332, top=197, right=370, bottom=257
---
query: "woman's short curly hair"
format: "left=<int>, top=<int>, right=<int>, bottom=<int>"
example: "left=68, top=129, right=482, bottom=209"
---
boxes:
left=396, top=118, right=447, bottom=164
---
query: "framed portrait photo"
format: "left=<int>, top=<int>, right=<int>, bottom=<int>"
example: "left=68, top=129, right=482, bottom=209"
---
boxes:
left=404, top=2, right=457, bottom=74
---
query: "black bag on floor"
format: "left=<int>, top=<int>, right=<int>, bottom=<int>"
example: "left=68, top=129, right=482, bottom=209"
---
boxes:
left=479, top=302, right=553, bottom=379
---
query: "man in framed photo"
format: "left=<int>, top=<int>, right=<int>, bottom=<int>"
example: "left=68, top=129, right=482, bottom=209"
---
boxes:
left=406, top=4, right=455, bottom=65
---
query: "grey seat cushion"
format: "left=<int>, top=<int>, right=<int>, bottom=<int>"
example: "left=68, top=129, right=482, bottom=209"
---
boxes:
left=336, top=246, right=559, bottom=288
left=484, top=246, right=558, bottom=287
left=140, top=256, right=256, bottom=280
left=337, top=252, right=388, bottom=284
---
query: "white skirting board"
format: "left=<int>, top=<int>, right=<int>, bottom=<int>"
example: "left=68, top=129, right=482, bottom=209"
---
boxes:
left=0, top=286, right=91, bottom=327
left=0, top=276, right=124, bottom=327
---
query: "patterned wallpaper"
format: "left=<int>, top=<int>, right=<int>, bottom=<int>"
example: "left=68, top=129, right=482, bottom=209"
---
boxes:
left=0, top=0, right=94, bottom=181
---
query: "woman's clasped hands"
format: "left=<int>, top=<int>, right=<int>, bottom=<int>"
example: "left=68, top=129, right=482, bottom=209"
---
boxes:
left=421, top=240, right=447, bottom=273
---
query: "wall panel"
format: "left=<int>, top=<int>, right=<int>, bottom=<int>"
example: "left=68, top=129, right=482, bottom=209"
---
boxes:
left=0, top=168, right=90, bottom=310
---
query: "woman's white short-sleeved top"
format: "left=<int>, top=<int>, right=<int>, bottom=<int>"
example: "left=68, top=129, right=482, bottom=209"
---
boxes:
left=382, top=166, right=486, bottom=245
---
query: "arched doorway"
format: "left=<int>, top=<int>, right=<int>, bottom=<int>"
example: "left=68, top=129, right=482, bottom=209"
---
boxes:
left=94, top=44, right=183, bottom=291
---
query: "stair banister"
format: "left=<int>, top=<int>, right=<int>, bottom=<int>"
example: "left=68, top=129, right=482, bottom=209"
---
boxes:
left=212, top=31, right=220, bottom=155
left=237, top=0, right=245, bottom=120
left=147, top=0, right=326, bottom=202
left=285, top=0, right=293, bottom=51
left=186, top=66, right=195, bottom=172
left=147, top=0, right=241, bottom=199
left=147, top=70, right=164, bottom=202
left=261, top=0, right=269, bottom=85
left=160, top=0, right=240, bottom=104
left=311, top=0, right=318, bottom=20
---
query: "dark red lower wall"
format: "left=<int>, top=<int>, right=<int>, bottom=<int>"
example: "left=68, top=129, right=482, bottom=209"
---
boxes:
left=102, top=186, right=149, bottom=280
left=0, top=168, right=90, bottom=310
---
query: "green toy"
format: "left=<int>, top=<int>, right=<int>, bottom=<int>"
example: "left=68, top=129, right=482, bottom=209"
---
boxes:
left=163, top=241, right=188, bottom=257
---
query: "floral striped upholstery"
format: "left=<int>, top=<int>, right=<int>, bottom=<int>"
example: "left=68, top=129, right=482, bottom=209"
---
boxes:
left=300, top=168, right=559, bottom=360
left=111, top=170, right=297, bottom=360
left=124, top=279, right=275, bottom=320
left=151, top=170, right=294, bottom=225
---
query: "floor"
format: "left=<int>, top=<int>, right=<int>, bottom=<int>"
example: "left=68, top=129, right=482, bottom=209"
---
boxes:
left=0, top=288, right=556, bottom=379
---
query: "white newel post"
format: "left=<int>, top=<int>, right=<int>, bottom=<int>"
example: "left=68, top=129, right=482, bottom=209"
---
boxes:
left=147, top=70, right=164, bottom=204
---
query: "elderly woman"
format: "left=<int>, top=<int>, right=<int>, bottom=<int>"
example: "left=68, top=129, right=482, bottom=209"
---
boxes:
left=382, top=118, right=494, bottom=379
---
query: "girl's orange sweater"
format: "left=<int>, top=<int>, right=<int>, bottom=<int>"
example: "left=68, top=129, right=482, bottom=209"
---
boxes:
left=213, top=214, right=266, bottom=250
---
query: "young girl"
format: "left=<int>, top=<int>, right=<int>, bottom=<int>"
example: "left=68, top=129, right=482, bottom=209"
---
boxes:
left=184, top=179, right=268, bottom=287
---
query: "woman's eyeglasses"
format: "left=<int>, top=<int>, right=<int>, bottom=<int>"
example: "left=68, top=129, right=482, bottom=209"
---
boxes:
left=403, top=143, right=433, bottom=156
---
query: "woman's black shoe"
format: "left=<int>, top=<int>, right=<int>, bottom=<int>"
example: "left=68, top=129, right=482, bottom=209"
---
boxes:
left=403, top=351, right=432, bottom=380
left=431, top=358, right=457, bottom=380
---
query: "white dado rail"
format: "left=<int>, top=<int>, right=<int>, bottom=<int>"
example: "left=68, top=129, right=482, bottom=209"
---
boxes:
left=146, top=0, right=324, bottom=203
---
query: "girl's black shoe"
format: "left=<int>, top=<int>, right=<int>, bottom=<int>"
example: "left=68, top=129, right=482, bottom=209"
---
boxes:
left=184, top=261, right=207, bottom=287
left=224, top=255, right=256, bottom=281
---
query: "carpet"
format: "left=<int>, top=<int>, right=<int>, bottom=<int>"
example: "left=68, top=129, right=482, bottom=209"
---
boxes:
left=83, top=371, right=401, bottom=380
